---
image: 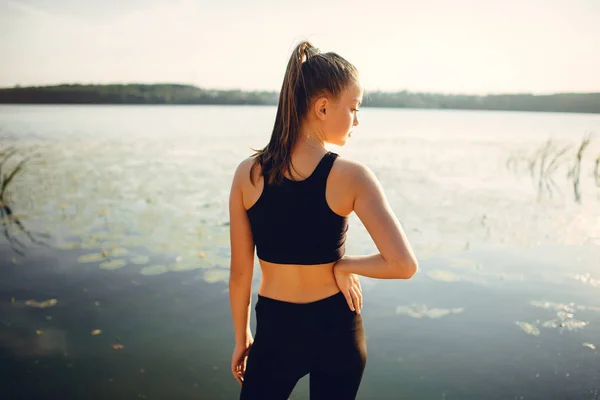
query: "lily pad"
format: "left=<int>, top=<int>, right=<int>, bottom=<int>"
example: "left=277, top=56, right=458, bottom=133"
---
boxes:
left=556, top=311, right=573, bottom=319
left=542, top=320, right=559, bottom=329
left=110, top=247, right=129, bottom=257
left=516, top=321, right=540, bottom=336
left=130, top=255, right=150, bottom=265
left=203, top=268, right=229, bottom=284
left=25, top=298, right=58, bottom=309
left=121, top=236, right=146, bottom=247
left=78, top=253, right=105, bottom=263
left=149, top=244, right=170, bottom=253
left=58, top=242, right=80, bottom=250
left=80, top=241, right=101, bottom=250
left=140, top=265, right=169, bottom=276
left=100, top=259, right=127, bottom=270
left=449, top=258, right=478, bottom=269
left=530, top=300, right=575, bottom=313
left=558, top=319, right=589, bottom=332
left=427, top=270, right=460, bottom=282
left=170, top=262, right=201, bottom=272
left=87, top=232, right=111, bottom=241
left=396, top=304, right=464, bottom=319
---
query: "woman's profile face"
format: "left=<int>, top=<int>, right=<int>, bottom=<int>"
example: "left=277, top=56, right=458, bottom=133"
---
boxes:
left=324, top=82, right=363, bottom=146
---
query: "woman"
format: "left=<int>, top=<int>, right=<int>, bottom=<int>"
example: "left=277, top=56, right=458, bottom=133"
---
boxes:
left=228, top=41, right=418, bottom=399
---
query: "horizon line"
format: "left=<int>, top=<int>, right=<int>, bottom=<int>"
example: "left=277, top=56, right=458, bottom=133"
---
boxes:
left=1, top=82, right=600, bottom=97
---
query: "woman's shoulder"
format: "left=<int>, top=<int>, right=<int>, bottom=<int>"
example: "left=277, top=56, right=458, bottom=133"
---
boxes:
left=331, top=154, right=375, bottom=184
left=232, top=156, right=262, bottom=186
left=234, top=156, right=256, bottom=173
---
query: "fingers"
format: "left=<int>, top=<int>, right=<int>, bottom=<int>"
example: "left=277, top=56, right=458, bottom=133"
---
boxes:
left=349, top=286, right=361, bottom=314
left=232, top=357, right=244, bottom=385
left=354, top=275, right=363, bottom=313
left=356, top=281, right=363, bottom=312
left=232, top=345, right=252, bottom=386
left=343, top=290, right=355, bottom=311
left=232, top=363, right=244, bottom=385
left=231, top=364, right=238, bottom=382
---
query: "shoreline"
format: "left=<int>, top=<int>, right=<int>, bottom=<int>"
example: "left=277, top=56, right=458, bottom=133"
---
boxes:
left=1, top=84, right=599, bottom=114
left=1, top=103, right=599, bottom=115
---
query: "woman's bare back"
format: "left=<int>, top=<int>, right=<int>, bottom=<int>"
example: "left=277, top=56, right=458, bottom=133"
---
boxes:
left=238, top=151, right=356, bottom=303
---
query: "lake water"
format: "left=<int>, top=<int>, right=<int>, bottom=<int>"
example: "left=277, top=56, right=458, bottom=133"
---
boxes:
left=0, top=105, right=599, bottom=399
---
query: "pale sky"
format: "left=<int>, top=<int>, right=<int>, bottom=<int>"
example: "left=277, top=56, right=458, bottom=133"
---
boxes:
left=1, top=0, right=599, bottom=94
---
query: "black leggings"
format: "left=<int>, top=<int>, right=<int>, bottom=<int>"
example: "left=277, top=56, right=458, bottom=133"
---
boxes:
left=240, top=291, right=367, bottom=400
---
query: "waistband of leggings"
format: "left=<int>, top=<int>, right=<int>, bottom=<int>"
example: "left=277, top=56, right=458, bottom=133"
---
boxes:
left=256, top=291, right=345, bottom=311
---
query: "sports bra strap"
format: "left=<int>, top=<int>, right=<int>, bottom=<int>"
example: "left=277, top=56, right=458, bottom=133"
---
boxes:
left=308, top=151, right=337, bottom=183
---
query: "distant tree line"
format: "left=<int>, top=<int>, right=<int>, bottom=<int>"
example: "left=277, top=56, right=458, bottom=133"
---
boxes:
left=0, top=84, right=599, bottom=113
left=365, top=91, right=600, bottom=113
left=0, top=84, right=277, bottom=105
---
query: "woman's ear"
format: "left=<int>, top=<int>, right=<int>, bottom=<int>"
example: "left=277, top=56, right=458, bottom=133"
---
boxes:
left=313, top=96, right=328, bottom=121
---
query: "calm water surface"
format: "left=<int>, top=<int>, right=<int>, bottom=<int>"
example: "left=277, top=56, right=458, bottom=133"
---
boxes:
left=0, top=105, right=599, bottom=399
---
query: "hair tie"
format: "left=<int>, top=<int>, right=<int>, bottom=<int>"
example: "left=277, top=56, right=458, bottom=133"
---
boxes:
left=301, top=44, right=320, bottom=64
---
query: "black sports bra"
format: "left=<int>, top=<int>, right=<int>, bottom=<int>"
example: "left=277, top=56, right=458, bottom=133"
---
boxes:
left=246, top=151, right=348, bottom=265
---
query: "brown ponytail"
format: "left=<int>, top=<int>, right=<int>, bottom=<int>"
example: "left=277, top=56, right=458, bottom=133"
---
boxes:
left=250, top=41, right=358, bottom=185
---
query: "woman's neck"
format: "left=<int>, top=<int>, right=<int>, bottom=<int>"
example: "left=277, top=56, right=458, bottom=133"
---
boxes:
left=295, top=131, right=327, bottom=155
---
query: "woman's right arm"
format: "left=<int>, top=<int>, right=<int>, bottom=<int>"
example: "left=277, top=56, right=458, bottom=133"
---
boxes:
left=334, top=162, right=418, bottom=279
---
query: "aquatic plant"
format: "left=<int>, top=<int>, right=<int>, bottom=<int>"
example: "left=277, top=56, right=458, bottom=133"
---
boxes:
left=567, top=136, right=592, bottom=202
left=0, top=146, right=49, bottom=254
left=594, top=155, right=600, bottom=187
left=506, top=135, right=597, bottom=203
